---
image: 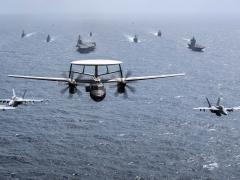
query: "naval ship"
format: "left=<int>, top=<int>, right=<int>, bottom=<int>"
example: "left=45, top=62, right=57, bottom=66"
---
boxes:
left=46, top=34, right=51, bottom=43
left=76, top=35, right=96, bottom=53
left=133, top=35, right=138, bottom=43
left=188, top=37, right=205, bottom=52
left=21, top=30, right=26, bottom=38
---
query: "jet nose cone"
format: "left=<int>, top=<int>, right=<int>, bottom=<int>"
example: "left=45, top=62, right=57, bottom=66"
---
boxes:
left=223, top=109, right=228, bottom=115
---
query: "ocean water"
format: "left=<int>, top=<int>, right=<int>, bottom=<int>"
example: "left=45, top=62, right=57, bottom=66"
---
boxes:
left=0, top=15, right=240, bottom=179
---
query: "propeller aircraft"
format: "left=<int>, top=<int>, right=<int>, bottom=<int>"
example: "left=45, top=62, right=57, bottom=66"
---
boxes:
left=8, top=59, right=185, bottom=102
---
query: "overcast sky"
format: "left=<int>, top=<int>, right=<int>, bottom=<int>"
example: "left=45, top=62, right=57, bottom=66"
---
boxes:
left=0, top=0, right=239, bottom=18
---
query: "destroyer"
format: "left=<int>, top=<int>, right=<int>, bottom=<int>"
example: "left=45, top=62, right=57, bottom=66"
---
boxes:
left=21, top=30, right=26, bottom=38
left=133, top=35, right=138, bottom=43
left=46, top=34, right=51, bottom=42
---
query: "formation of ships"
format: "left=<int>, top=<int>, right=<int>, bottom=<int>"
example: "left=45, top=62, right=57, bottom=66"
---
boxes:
left=21, top=29, right=206, bottom=53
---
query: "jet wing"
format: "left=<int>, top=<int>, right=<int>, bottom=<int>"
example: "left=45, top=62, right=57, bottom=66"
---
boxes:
left=225, top=106, right=240, bottom=112
left=106, top=73, right=185, bottom=83
left=193, top=107, right=218, bottom=111
left=16, top=99, right=44, bottom=103
left=8, top=75, right=70, bottom=82
left=0, top=105, right=15, bottom=110
left=0, top=99, right=11, bottom=103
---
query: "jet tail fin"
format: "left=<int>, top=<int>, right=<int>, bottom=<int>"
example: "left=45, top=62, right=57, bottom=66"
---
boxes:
left=216, top=97, right=221, bottom=106
left=22, top=90, right=27, bottom=98
left=206, top=97, right=211, bottom=107
left=12, top=89, right=16, bottom=97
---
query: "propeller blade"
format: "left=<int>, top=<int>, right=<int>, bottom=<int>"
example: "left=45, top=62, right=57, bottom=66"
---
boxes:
left=113, top=71, right=136, bottom=98
left=109, top=84, right=117, bottom=89
left=126, top=84, right=136, bottom=93
left=75, top=74, right=83, bottom=83
left=125, top=70, right=132, bottom=79
left=114, top=89, right=119, bottom=97
left=68, top=93, right=73, bottom=99
left=62, top=71, right=69, bottom=79
left=76, top=88, right=82, bottom=96
left=60, top=86, right=69, bottom=94
left=123, top=91, right=128, bottom=99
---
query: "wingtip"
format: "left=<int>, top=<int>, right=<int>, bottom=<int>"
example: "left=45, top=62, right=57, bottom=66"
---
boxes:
left=8, top=75, right=17, bottom=77
left=175, top=73, right=185, bottom=76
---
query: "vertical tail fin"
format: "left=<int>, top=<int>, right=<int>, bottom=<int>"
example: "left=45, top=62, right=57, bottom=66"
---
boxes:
left=12, top=89, right=16, bottom=97
left=216, top=97, right=221, bottom=106
left=22, top=90, right=27, bottom=98
left=206, top=97, right=211, bottom=107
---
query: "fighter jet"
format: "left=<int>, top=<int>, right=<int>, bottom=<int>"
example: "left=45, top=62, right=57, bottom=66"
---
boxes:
left=0, top=89, right=44, bottom=107
left=193, top=97, right=240, bottom=116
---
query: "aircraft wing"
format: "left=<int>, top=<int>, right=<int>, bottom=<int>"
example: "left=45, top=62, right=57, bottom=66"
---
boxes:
left=0, top=99, right=11, bottom=103
left=106, top=73, right=185, bottom=83
left=225, top=106, right=240, bottom=112
left=16, top=99, right=44, bottom=103
left=193, top=107, right=218, bottom=111
left=8, top=75, right=70, bottom=82
left=0, top=105, right=15, bottom=110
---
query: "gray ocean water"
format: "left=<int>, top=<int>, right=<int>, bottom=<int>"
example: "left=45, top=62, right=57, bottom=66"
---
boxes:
left=0, top=15, right=240, bottom=179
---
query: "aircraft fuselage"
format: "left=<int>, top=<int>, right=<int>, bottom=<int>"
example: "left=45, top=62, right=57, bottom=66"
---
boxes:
left=9, top=98, right=22, bottom=107
left=86, top=82, right=106, bottom=102
left=210, top=106, right=228, bottom=116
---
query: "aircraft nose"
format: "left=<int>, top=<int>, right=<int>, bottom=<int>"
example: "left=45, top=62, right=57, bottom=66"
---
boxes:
left=9, top=101, right=13, bottom=106
left=223, top=109, right=228, bottom=115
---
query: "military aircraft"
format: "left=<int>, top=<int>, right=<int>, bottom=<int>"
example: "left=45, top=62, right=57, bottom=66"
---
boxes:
left=193, top=97, right=240, bottom=116
left=0, top=105, right=15, bottom=111
left=8, top=59, right=185, bottom=102
left=0, top=89, right=44, bottom=107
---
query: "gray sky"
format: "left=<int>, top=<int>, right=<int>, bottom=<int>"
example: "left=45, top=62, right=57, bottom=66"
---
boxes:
left=0, top=0, right=239, bottom=18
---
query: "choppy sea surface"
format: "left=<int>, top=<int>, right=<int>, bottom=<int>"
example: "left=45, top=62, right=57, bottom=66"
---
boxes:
left=0, top=16, right=240, bottom=179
